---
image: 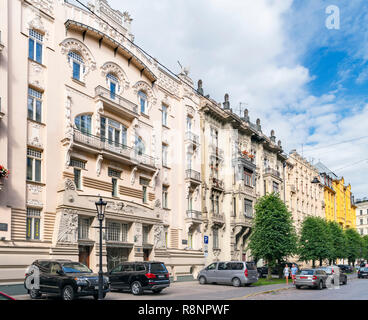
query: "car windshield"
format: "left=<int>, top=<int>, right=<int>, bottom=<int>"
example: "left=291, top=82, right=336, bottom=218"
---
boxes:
left=62, top=262, right=92, bottom=273
left=363, top=268, right=368, bottom=272
left=299, top=270, right=314, bottom=275
left=150, top=263, right=167, bottom=273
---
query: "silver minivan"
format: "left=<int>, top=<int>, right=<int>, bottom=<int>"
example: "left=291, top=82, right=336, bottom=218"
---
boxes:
left=197, top=261, right=258, bottom=287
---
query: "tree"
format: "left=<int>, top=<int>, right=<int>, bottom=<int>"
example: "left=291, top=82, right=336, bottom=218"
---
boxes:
left=344, top=228, right=362, bottom=266
left=298, top=217, right=331, bottom=267
left=248, top=193, right=298, bottom=280
left=326, top=221, right=345, bottom=265
left=362, top=235, right=368, bottom=262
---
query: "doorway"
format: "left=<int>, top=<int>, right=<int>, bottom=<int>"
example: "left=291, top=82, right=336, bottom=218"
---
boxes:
left=143, top=249, right=151, bottom=261
left=79, top=246, right=91, bottom=268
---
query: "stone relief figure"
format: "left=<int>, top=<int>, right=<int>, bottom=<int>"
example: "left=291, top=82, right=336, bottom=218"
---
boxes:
left=153, top=225, right=166, bottom=249
left=96, top=154, right=103, bottom=177
left=130, top=166, right=138, bottom=185
left=151, top=168, right=160, bottom=190
left=65, top=178, right=76, bottom=191
left=57, top=210, right=78, bottom=243
left=65, top=139, right=73, bottom=168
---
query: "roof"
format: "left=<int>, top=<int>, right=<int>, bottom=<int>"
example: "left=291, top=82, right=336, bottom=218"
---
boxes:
left=314, top=162, right=339, bottom=179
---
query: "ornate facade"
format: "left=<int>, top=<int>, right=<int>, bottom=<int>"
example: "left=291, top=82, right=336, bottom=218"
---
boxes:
left=0, top=0, right=203, bottom=284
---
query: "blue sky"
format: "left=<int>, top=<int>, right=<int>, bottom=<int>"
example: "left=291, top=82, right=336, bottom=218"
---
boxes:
left=75, top=0, right=368, bottom=197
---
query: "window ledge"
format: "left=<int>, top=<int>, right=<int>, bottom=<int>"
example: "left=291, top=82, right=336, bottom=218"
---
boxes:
left=28, top=58, right=46, bottom=69
left=163, top=207, right=171, bottom=211
left=27, top=118, right=46, bottom=126
left=162, top=125, right=170, bottom=130
left=141, top=113, right=150, bottom=119
left=162, top=165, right=171, bottom=170
left=26, top=180, right=46, bottom=187
left=72, top=78, right=86, bottom=86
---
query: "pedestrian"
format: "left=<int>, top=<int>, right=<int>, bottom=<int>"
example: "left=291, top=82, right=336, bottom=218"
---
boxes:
left=291, top=264, right=298, bottom=285
left=283, top=263, right=290, bottom=285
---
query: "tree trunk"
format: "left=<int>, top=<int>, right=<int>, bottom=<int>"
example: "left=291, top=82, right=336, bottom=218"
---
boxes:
left=319, top=258, right=323, bottom=266
left=267, top=266, right=272, bottom=280
left=312, top=260, right=315, bottom=268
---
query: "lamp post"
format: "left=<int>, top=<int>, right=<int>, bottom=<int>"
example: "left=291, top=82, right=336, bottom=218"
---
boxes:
left=95, top=197, right=107, bottom=300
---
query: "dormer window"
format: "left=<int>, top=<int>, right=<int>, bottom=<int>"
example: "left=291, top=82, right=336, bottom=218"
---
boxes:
left=68, top=51, right=85, bottom=81
left=138, top=91, right=147, bottom=114
left=29, top=29, right=43, bottom=64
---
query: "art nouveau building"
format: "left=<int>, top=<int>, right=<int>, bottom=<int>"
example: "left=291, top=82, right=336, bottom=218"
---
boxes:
left=0, top=0, right=204, bottom=284
left=356, top=198, right=368, bottom=236
left=198, top=87, right=287, bottom=264
left=285, top=151, right=324, bottom=233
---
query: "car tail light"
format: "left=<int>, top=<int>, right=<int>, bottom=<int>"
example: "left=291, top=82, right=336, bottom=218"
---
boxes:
left=331, top=269, right=334, bottom=274
left=145, top=273, right=156, bottom=279
left=165, top=273, right=169, bottom=278
left=244, top=269, right=248, bottom=277
left=312, top=275, right=317, bottom=280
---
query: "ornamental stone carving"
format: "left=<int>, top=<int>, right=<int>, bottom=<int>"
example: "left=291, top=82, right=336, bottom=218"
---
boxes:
left=96, top=154, right=103, bottom=177
left=57, top=209, right=78, bottom=243
left=29, top=0, right=54, bottom=16
left=27, top=183, right=43, bottom=194
left=153, top=225, right=165, bottom=249
left=27, top=199, right=43, bottom=207
left=133, top=81, right=157, bottom=107
left=60, top=38, right=96, bottom=81
left=65, top=179, right=76, bottom=191
left=101, top=62, right=130, bottom=92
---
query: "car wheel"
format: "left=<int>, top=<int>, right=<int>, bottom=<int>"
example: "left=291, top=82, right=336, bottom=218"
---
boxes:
left=152, top=289, right=162, bottom=294
left=232, top=277, right=241, bottom=287
left=93, top=293, right=107, bottom=300
left=199, top=276, right=207, bottom=285
left=296, top=285, right=301, bottom=289
left=29, top=289, right=42, bottom=299
left=318, top=281, right=323, bottom=290
left=131, top=281, right=143, bottom=295
left=61, top=285, right=75, bottom=301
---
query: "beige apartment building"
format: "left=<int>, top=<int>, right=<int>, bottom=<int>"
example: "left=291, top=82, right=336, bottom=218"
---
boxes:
left=199, top=90, right=287, bottom=264
left=0, top=0, right=205, bottom=284
left=285, top=151, right=324, bottom=233
left=356, top=198, right=368, bottom=236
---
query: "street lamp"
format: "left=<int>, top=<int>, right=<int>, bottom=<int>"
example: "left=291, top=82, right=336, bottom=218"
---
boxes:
left=95, top=197, right=107, bottom=300
left=311, top=177, right=320, bottom=184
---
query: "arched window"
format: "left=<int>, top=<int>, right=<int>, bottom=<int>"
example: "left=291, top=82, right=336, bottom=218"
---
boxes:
left=135, top=136, right=145, bottom=155
left=138, top=91, right=147, bottom=114
left=107, top=73, right=119, bottom=99
left=75, top=114, right=92, bottom=134
left=68, top=51, right=85, bottom=81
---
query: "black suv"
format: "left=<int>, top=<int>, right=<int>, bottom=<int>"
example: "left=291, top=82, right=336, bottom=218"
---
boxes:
left=108, top=261, right=170, bottom=295
left=24, top=259, right=110, bottom=300
left=257, top=262, right=299, bottom=278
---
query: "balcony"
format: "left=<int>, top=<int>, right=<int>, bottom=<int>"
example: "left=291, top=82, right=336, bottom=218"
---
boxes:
left=73, top=130, right=156, bottom=169
left=211, top=213, right=225, bottom=225
left=290, top=185, right=296, bottom=193
left=263, top=167, right=282, bottom=181
left=211, top=177, right=224, bottom=191
left=185, top=131, right=200, bottom=146
left=95, top=86, right=138, bottom=120
left=185, top=169, right=201, bottom=185
left=209, top=144, right=224, bottom=160
left=185, top=210, right=202, bottom=222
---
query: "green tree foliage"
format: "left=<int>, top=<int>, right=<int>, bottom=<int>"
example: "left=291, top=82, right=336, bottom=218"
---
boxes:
left=248, top=193, right=298, bottom=279
left=344, top=228, right=363, bottom=266
left=362, top=235, right=368, bottom=261
left=326, top=221, right=346, bottom=264
left=298, top=217, right=331, bottom=267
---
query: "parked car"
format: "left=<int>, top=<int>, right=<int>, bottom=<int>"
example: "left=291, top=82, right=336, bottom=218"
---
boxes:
left=257, top=262, right=299, bottom=278
left=337, top=265, right=354, bottom=273
left=0, top=292, right=15, bottom=300
left=295, top=269, right=328, bottom=290
left=198, top=261, right=258, bottom=287
left=317, top=266, right=347, bottom=285
left=357, top=267, right=368, bottom=278
left=24, top=259, right=110, bottom=300
left=108, top=261, right=170, bottom=295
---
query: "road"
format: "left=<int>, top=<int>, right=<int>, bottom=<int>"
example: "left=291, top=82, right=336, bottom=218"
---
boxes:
left=247, top=277, right=368, bottom=300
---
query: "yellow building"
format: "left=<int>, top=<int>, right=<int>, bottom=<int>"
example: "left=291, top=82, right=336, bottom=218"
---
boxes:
left=316, top=162, right=356, bottom=229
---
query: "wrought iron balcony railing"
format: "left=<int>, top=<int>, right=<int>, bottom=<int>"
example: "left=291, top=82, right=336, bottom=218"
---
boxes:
left=186, top=210, right=202, bottom=220
left=185, top=131, right=200, bottom=145
left=212, top=177, right=224, bottom=190
left=73, top=129, right=155, bottom=167
left=263, top=167, right=281, bottom=178
left=185, top=169, right=201, bottom=182
left=95, top=86, right=138, bottom=115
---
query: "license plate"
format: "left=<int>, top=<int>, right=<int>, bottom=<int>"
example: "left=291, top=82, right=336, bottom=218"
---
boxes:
left=159, top=275, right=164, bottom=278
left=300, top=276, right=307, bottom=279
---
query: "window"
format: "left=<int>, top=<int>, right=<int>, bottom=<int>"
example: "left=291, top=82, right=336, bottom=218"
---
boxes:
left=186, top=116, right=192, bottom=132
left=28, top=29, right=43, bottom=64
left=138, top=91, right=147, bottom=114
left=244, top=199, right=253, bottom=217
left=215, top=195, right=220, bottom=214
left=162, top=186, right=168, bottom=209
left=244, top=168, right=253, bottom=187
left=107, top=73, right=119, bottom=99
left=70, top=158, right=86, bottom=169
left=27, top=148, right=42, bottom=182
left=188, top=233, right=193, bottom=249
left=162, top=105, right=168, bottom=126
left=78, top=217, right=90, bottom=240
left=273, top=181, right=279, bottom=193
left=206, top=263, right=217, bottom=270
left=361, top=210, right=363, bottom=216
left=361, top=219, right=364, bottom=225
left=162, top=144, right=168, bottom=167
left=142, top=186, right=147, bottom=203
left=68, top=51, right=84, bottom=81
left=136, top=264, right=146, bottom=272
left=107, top=222, right=128, bottom=242
left=264, top=180, right=267, bottom=195
left=101, top=117, right=127, bottom=147
left=213, top=228, right=219, bottom=249
left=142, top=226, right=149, bottom=243
left=112, top=178, right=118, bottom=197
left=233, top=197, right=237, bottom=217
left=188, top=193, right=193, bottom=211
left=108, top=168, right=121, bottom=179
left=27, top=88, right=42, bottom=122
left=75, top=115, right=91, bottom=134
left=26, top=208, right=41, bottom=240
left=135, top=136, right=145, bottom=155
left=74, top=168, right=81, bottom=189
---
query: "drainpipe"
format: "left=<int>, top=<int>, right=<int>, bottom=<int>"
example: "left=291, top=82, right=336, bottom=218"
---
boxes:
left=283, top=161, right=286, bottom=204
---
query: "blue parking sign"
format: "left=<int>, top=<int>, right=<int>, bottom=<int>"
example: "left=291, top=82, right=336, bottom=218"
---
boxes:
left=204, top=236, right=208, bottom=244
